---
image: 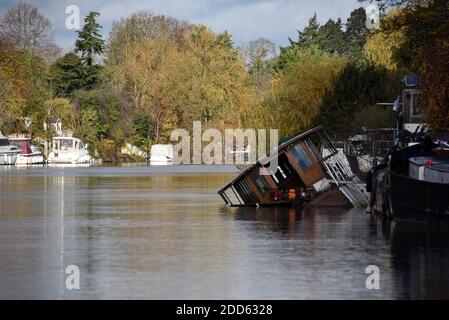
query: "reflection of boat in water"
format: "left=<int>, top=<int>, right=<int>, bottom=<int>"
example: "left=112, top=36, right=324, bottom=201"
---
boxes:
left=9, top=137, right=44, bottom=165
left=391, top=222, right=449, bottom=299
left=47, top=137, right=91, bottom=165
left=218, top=126, right=368, bottom=208
left=149, top=144, right=174, bottom=165
left=0, top=132, right=21, bottom=165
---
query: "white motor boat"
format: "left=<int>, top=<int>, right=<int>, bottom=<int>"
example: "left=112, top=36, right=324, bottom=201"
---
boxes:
left=149, top=144, right=174, bottom=165
left=47, top=137, right=92, bottom=164
left=9, top=137, right=44, bottom=165
left=0, top=133, right=21, bottom=165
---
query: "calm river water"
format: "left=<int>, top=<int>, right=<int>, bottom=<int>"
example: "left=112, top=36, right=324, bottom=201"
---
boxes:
left=1, top=165, right=448, bottom=299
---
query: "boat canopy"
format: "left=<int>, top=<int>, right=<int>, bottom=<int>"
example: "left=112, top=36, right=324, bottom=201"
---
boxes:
left=9, top=139, right=32, bottom=154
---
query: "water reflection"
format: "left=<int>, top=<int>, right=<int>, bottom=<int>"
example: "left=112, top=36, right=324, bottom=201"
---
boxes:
left=1, top=166, right=449, bottom=299
left=391, top=223, right=449, bottom=299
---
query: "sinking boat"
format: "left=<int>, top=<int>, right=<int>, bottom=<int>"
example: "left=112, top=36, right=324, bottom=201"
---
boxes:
left=9, top=137, right=44, bottom=165
left=218, top=126, right=368, bottom=208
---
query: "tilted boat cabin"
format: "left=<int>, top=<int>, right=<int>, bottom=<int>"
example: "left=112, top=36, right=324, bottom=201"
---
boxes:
left=218, top=126, right=367, bottom=208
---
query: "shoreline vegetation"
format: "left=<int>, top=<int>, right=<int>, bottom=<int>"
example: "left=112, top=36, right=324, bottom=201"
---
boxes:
left=0, top=0, right=448, bottom=163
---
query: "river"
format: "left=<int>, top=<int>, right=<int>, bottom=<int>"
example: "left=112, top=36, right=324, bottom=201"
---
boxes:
left=1, top=165, right=448, bottom=299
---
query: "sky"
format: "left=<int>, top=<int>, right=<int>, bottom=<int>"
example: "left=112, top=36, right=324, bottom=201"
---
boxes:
left=0, top=0, right=366, bottom=52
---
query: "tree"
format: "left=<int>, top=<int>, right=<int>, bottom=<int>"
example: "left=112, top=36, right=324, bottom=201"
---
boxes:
left=242, top=38, right=276, bottom=93
left=0, top=2, right=60, bottom=63
left=48, top=53, right=88, bottom=96
left=0, top=48, right=50, bottom=134
left=44, top=98, right=76, bottom=131
left=264, top=47, right=347, bottom=137
left=75, top=12, right=105, bottom=66
left=276, top=14, right=320, bottom=71
left=316, top=63, right=400, bottom=138
left=363, top=11, right=407, bottom=71
left=296, top=13, right=320, bottom=47
left=106, top=10, right=192, bottom=65
left=363, top=0, right=449, bottom=129
left=315, top=19, right=346, bottom=55
left=344, top=7, right=370, bottom=59
left=71, top=88, right=123, bottom=160
left=276, top=8, right=370, bottom=72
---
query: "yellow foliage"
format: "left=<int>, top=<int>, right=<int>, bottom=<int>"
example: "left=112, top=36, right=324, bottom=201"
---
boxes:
left=264, top=50, right=347, bottom=137
left=364, top=30, right=406, bottom=70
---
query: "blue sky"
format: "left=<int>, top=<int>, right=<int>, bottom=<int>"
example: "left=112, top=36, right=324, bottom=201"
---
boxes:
left=0, top=0, right=365, bottom=51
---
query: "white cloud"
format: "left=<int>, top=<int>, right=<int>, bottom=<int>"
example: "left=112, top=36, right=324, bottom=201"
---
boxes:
left=0, top=0, right=364, bottom=50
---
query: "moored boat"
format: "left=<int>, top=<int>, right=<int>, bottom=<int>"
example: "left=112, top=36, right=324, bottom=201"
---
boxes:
left=0, top=132, right=21, bottom=165
left=367, top=75, right=449, bottom=223
left=9, top=137, right=44, bottom=165
left=149, top=144, right=174, bottom=165
left=47, top=136, right=91, bottom=164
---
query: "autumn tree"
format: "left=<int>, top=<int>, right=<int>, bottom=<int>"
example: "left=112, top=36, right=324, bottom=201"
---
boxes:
left=0, top=48, right=51, bottom=135
left=264, top=48, right=347, bottom=137
left=363, top=0, right=449, bottom=129
left=106, top=11, right=192, bottom=65
left=0, top=2, right=60, bottom=64
left=242, top=38, right=276, bottom=94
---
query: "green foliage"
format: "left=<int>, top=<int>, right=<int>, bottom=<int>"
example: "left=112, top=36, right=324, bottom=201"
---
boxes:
left=76, top=106, right=103, bottom=153
left=344, top=7, right=370, bottom=59
left=264, top=48, right=348, bottom=137
left=353, top=105, right=396, bottom=130
left=131, top=112, right=154, bottom=150
left=48, top=53, right=87, bottom=96
left=75, top=12, right=105, bottom=66
left=276, top=8, right=370, bottom=71
left=44, top=97, right=75, bottom=130
left=294, top=13, right=320, bottom=48
left=316, top=63, right=400, bottom=138
left=0, top=48, right=50, bottom=134
left=72, top=88, right=123, bottom=160
left=49, top=12, right=106, bottom=98
left=315, top=19, right=346, bottom=55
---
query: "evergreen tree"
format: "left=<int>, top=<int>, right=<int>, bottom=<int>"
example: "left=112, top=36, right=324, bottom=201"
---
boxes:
left=75, top=12, right=104, bottom=66
left=315, top=18, right=346, bottom=55
left=296, top=13, right=320, bottom=47
left=344, top=7, right=370, bottom=59
left=276, top=14, right=321, bottom=71
left=49, top=53, right=87, bottom=96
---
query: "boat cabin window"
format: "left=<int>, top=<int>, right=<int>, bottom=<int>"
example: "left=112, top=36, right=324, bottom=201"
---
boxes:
left=59, top=139, right=73, bottom=151
left=234, top=179, right=257, bottom=205
left=271, top=153, right=298, bottom=185
left=290, top=144, right=312, bottom=171
left=250, top=170, right=271, bottom=195
left=409, top=92, right=421, bottom=117
left=223, top=186, right=243, bottom=205
left=0, top=139, right=9, bottom=146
